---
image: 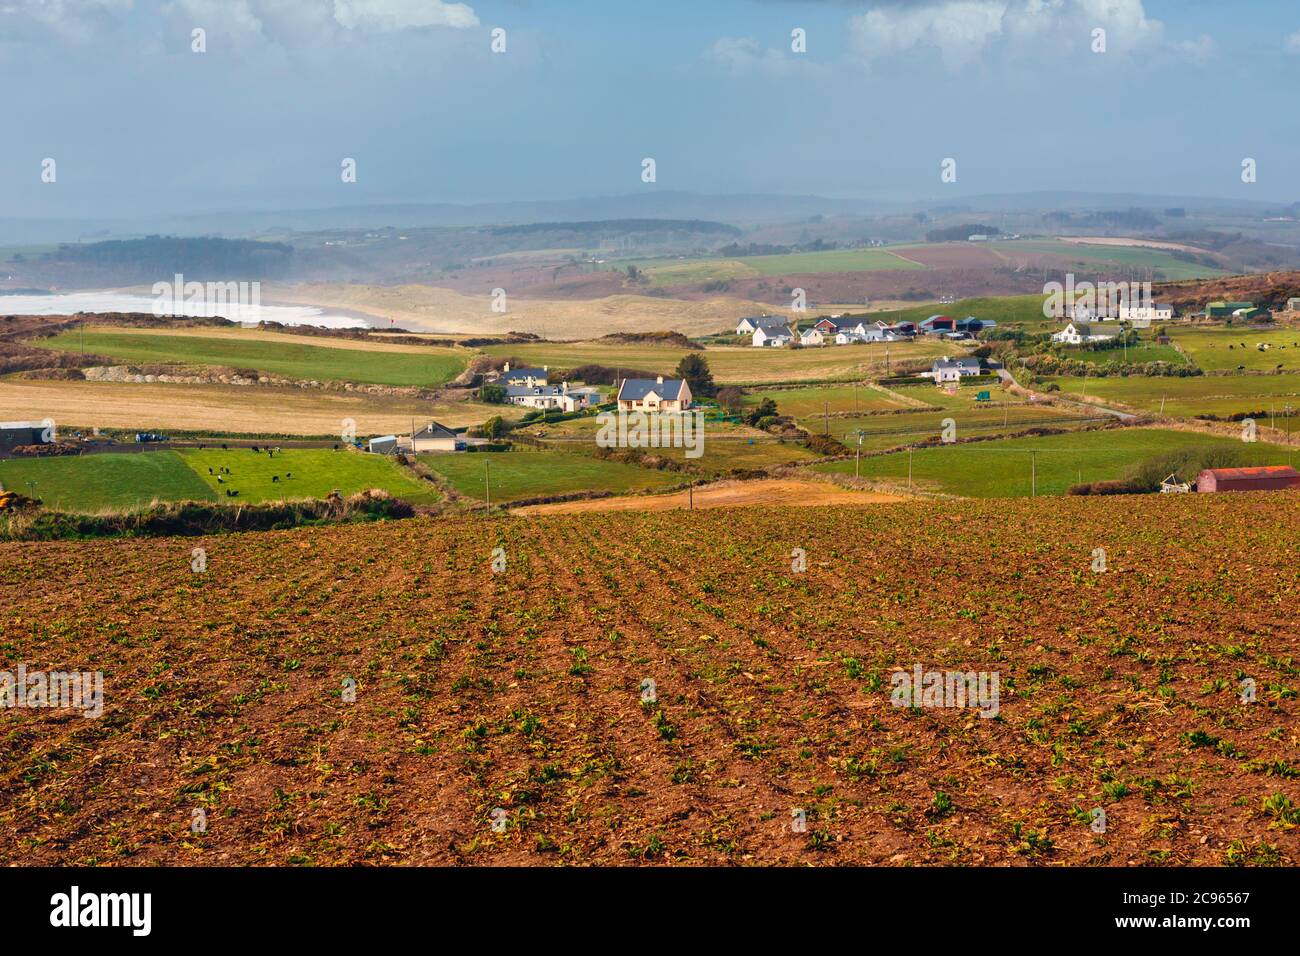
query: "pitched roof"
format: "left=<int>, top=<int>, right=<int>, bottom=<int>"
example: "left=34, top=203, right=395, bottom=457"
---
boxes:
left=743, top=315, right=788, bottom=329
left=618, top=378, right=688, bottom=402
left=933, top=357, right=979, bottom=370
left=1200, top=466, right=1299, bottom=480
left=501, top=366, right=548, bottom=381
left=414, top=421, right=457, bottom=439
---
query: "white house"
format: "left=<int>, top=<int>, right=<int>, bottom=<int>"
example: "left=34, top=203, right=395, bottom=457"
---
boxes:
left=753, top=326, right=793, bottom=347
left=923, top=357, right=981, bottom=382
left=616, top=376, right=693, bottom=413
left=1052, top=322, right=1116, bottom=345
left=505, top=381, right=599, bottom=413
left=737, top=316, right=787, bottom=336
left=1118, top=302, right=1174, bottom=325
left=799, top=327, right=825, bottom=347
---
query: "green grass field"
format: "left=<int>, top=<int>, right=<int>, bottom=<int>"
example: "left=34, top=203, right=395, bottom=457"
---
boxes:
left=418, top=449, right=681, bottom=502
left=514, top=417, right=820, bottom=475
left=0, top=451, right=215, bottom=512
left=814, top=428, right=1297, bottom=497
left=1051, top=340, right=1188, bottom=366
left=1042, top=372, right=1300, bottom=420
left=0, top=448, right=442, bottom=513
left=37, top=329, right=466, bottom=386
left=179, top=449, right=442, bottom=505
left=1172, top=327, right=1300, bottom=372
left=989, top=240, right=1229, bottom=281
left=609, top=247, right=922, bottom=286
left=744, top=384, right=912, bottom=418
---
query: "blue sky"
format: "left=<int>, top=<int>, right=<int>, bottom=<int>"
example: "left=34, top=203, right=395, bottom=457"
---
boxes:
left=3, top=0, right=1300, bottom=219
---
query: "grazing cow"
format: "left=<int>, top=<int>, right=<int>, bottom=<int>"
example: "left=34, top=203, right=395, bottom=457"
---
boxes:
left=286, top=472, right=292, bottom=479
left=216, top=475, right=225, bottom=484
left=272, top=475, right=279, bottom=483
left=208, top=467, right=213, bottom=475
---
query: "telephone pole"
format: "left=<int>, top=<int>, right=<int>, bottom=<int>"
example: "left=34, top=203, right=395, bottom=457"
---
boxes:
left=485, top=460, right=490, bottom=513
left=1031, top=451, right=1037, bottom=497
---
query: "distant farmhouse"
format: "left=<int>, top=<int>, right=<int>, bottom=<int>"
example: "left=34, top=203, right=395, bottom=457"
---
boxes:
left=1118, top=302, right=1174, bottom=324
left=617, top=376, right=693, bottom=413
left=506, top=381, right=600, bottom=413
left=1197, top=465, right=1300, bottom=493
left=736, top=315, right=787, bottom=336
left=922, top=356, right=982, bottom=383
left=0, top=420, right=54, bottom=453
left=752, top=325, right=793, bottom=348
left=799, top=327, right=825, bottom=347
left=370, top=420, right=461, bottom=455
left=1287, top=297, right=1300, bottom=313
left=500, top=363, right=549, bottom=387
left=1052, top=322, right=1116, bottom=345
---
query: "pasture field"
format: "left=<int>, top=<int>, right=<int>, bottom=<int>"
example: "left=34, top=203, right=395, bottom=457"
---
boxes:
left=35, top=327, right=467, bottom=386
left=812, top=403, right=1099, bottom=453
left=1041, top=372, right=1300, bottom=419
left=989, top=239, right=1229, bottom=280
left=815, top=428, right=1297, bottom=496
left=0, top=379, right=508, bottom=436
left=179, top=449, right=442, bottom=506
left=861, top=294, right=1056, bottom=330
left=1061, top=342, right=1188, bottom=366
left=482, top=339, right=953, bottom=385
left=518, top=416, right=821, bottom=474
left=2, top=496, right=1296, bottom=865
left=744, top=384, right=912, bottom=418
left=0, top=451, right=215, bottom=512
left=0, top=448, right=441, bottom=512
left=1172, top=327, right=1300, bottom=372
left=418, top=449, right=681, bottom=503
left=610, top=247, right=923, bottom=286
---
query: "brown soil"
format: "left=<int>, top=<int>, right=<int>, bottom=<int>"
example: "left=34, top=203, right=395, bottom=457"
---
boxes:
left=1, top=495, right=1295, bottom=866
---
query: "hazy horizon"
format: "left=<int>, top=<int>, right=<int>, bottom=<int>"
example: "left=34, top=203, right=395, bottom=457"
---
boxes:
left=5, top=0, right=1300, bottom=225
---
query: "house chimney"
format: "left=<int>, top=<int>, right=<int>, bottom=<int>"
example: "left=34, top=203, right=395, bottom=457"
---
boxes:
left=503, top=362, right=510, bottom=373
left=656, top=375, right=664, bottom=384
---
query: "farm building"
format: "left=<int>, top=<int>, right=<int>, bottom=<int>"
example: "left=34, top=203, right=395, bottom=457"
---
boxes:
left=1118, top=302, right=1175, bottom=324
left=1287, top=298, right=1300, bottom=313
left=394, top=421, right=461, bottom=454
left=919, top=315, right=955, bottom=333
left=922, top=357, right=981, bottom=383
left=0, top=420, right=54, bottom=453
left=500, top=363, right=549, bottom=387
left=1204, top=301, right=1255, bottom=319
left=954, top=317, right=996, bottom=334
left=736, top=315, right=787, bottom=336
left=1196, top=465, right=1300, bottom=493
left=617, top=376, right=693, bottom=413
left=812, top=316, right=851, bottom=335
left=1052, top=322, right=1115, bottom=345
left=368, top=435, right=399, bottom=455
left=752, top=326, right=793, bottom=347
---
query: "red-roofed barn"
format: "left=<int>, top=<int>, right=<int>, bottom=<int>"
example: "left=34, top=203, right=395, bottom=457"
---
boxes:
left=1196, top=466, right=1300, bottom=493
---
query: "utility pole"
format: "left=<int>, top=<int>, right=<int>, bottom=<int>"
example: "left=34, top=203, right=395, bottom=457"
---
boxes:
left=689, top=484, right=694, bottom=510
left=855, top=430, right=864, bottom=479
left=908, top=446, right=913, bottom=492
left=1031, top=451, right=1037, bottom=497
left=824, top=402, right=829, bottom=436
left=485, top=460, right=490, bottom=513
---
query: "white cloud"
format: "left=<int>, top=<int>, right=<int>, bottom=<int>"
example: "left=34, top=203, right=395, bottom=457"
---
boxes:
left=706, top=36, right=795, bottom=75
left=332, top=0, right=478, bottom=32
left=848, top=0, right=1183, bottom=70
left=1285, top=31, right=1300, bottom=55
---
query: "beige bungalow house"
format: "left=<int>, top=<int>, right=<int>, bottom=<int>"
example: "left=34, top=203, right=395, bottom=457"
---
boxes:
left=616, top=376, right=693, bottom=413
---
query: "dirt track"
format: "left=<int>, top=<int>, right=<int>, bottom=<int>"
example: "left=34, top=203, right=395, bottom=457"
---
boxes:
left=512, top=478, right=903, bottom=514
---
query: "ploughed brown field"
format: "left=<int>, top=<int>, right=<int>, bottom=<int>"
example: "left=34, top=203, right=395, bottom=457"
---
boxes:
left=1, top=494, right=1297, bottom=866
